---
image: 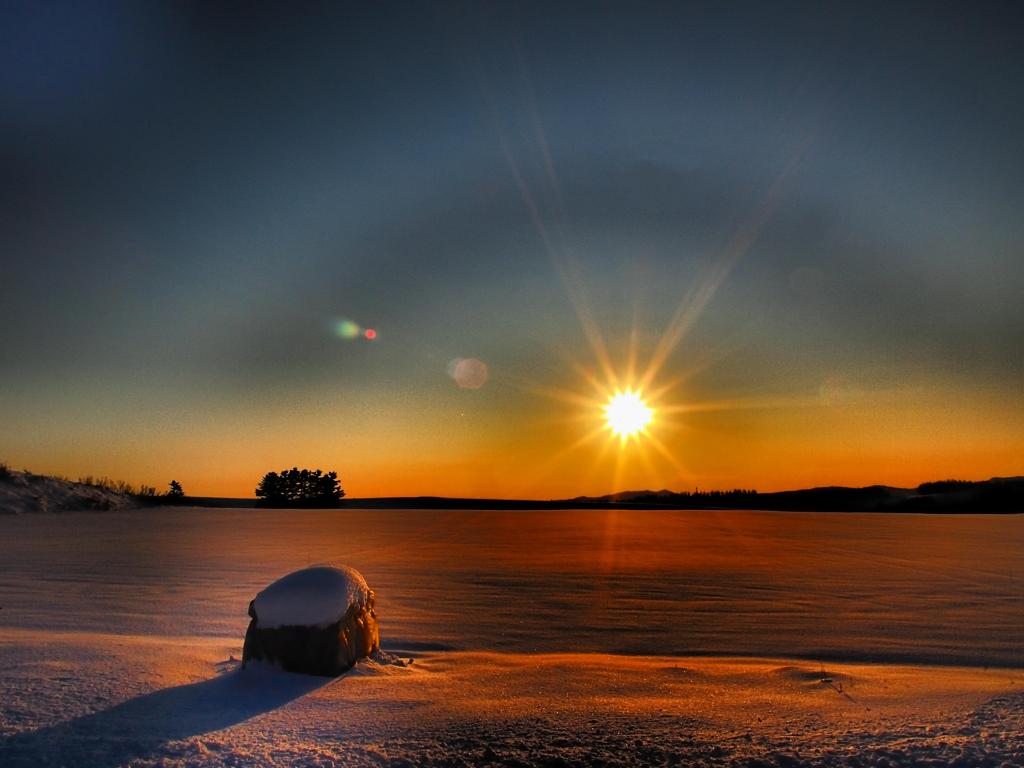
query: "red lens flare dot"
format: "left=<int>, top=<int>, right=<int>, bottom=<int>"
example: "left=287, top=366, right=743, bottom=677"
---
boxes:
left=364, top=328, right=377, bottom=340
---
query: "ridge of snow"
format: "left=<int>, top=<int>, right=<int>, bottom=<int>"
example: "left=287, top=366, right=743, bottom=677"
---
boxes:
left=0, top=471, right=136, bottom=514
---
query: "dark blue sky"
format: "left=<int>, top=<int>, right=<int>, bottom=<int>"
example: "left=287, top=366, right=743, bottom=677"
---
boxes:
left=2, top=1, right=1022, bottom=495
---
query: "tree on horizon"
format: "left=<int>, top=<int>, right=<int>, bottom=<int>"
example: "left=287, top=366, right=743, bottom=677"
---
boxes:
left=255, top=467, right=345, bottom=507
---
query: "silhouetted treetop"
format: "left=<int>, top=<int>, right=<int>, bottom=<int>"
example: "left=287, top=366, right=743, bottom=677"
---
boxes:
left=917, top=479, right=977, bottom=494
left=255, top=467, right=345, bottom=508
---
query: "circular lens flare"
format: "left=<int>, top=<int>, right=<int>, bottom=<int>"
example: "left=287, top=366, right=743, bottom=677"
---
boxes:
left=604, top=389, right=653, bottom=438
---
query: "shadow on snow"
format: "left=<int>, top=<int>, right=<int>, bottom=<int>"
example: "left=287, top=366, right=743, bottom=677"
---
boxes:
left=0, top=664, right=331, bottom=767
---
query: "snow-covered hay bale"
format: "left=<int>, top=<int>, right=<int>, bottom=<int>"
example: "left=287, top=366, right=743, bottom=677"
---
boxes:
left=242, top=565, right=379, bottom=676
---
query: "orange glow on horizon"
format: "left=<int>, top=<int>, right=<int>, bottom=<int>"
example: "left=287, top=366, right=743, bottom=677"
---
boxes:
left=12, top=377, right=1021, bottom=502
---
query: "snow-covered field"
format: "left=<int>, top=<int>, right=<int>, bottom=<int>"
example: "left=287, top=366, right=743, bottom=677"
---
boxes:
left=1, top=508, right=1022, bottom=766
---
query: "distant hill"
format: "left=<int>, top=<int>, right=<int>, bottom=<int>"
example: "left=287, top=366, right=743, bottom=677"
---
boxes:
left=571, top=477, right=1024, bottom=513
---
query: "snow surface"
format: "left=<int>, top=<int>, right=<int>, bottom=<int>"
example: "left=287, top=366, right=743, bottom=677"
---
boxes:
left=1, top=636, right=1022, bottom=767
left=252, top=565, right=372, bottom=629
left=1, top=507, right=1022, bottom=766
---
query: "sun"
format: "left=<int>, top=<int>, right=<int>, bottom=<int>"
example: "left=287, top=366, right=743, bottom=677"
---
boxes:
left=604, top=389, right=654, bottom=438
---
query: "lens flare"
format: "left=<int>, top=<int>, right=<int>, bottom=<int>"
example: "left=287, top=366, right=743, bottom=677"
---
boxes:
left=334, top=319, right=361, bottom=339
left=604, top=389, right=653, bottom=438
left=448, top=357, right=489, bottom=389
left=332, top=318, right=378, bottom=342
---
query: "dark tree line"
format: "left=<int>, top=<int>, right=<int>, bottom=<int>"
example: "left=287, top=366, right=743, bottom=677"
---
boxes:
left=628, top=489, right=758, bottom=505
left=917, top=479, right=977, bottom=494
left=255, top=467, right=345, bottom=507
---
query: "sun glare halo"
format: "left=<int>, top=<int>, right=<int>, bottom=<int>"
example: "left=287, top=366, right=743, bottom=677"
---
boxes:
left=604, top=389, right=654, bottom=438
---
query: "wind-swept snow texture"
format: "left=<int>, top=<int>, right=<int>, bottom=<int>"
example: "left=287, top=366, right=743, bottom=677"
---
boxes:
left=1, top=640, right=1022, bottom=767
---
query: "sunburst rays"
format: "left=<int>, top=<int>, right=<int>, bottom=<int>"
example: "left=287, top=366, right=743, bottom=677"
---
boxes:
left=478, top=59, right=815, bottom=495
left=498, top=162, right=807, bottom=492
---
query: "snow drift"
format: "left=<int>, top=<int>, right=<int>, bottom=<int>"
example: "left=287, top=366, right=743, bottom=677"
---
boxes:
left=242, top=565, right=379, bottom=676
left=0, top=470, right=136, bottom=515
